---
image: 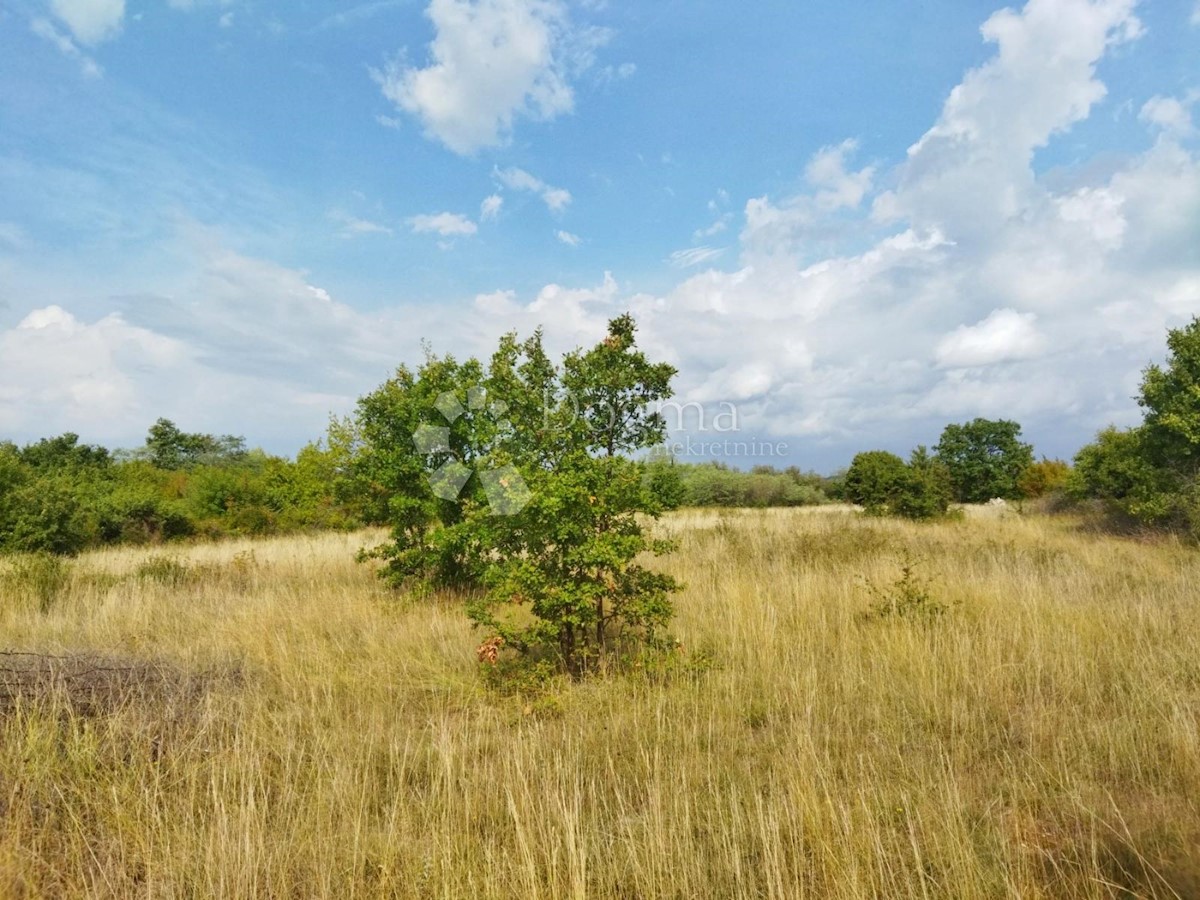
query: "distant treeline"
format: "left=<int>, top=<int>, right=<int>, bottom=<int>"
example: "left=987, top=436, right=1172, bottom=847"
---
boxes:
left=0, top=419, right=845, bottom=556
left=648, top=459, right=837, bottom=508
left=0, top=419, right=370, bottom=556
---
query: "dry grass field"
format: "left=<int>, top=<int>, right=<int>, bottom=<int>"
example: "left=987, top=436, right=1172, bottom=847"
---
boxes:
left=1, top=508, right=1198, bottom=898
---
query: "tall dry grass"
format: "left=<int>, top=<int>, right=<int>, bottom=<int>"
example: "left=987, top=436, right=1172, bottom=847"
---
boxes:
left=1, top=510, right=1198, bottom=898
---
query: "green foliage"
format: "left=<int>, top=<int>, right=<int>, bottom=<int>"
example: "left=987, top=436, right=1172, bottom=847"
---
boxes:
left=644, top=454, right=687, bottom=511
left=1, top=422, right=367, bottom=556
left=1018, top=457, right=1071, bottom=499
left=934, top=418, right=1034, bottom=503
left=844, top=451, right=908, bottom=512
left=673, top=462, right=829, bottom=508
left=1139, top=316, right=1200, bottom=476
left=861, top=553, right=952, bottom=623
left=892, top=447, right=953, bottom=520
left=143, top=418, right=247, bottom=469
left=2, top=476, right=94, bottom=555
left=359, top=314, right=681, bottom=678
left=1069, top=318, right=1200, bottom=539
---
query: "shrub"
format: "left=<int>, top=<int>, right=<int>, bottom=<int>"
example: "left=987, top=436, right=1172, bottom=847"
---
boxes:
left=844, top=451, right=908, bottom=512
left=892, top=447, right=953, bottom=520
left=861, top=553, right=952, bottom=623
left=1019, top=458, right=1071, bottom=499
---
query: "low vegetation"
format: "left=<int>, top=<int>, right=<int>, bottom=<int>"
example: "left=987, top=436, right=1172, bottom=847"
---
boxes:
left=1, top=510, right=1198, bottom=897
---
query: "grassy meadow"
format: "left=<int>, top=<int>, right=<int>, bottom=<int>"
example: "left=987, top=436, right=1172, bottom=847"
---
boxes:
left=1, top=508, right=1199, bottom=898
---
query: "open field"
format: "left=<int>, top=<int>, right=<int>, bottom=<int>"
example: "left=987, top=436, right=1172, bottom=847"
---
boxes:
left=1, top=509, right=1199, bottom=898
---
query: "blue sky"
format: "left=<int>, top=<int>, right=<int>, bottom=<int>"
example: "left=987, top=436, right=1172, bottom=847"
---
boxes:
left=0, top=0, right=1197, bottom=470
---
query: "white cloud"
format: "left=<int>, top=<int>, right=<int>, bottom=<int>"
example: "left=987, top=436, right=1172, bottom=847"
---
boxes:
left=49, top=0, right=124, bottom=45
left=437, top=0, right=1192, bottom=459
left=480, top=194, right=503, bottom=220
left=408, top=211, right=478, bottom=236
left=804, top=140, right=875, bottom=211
left=0, top=305, right=183, bottom=436
left=556, top=230, right=581, bottom=246
left=330, top=211, right=393, bottom=238
left=6, top=0, right=1198, bottom=469
left=31, top=18, right=103, bottom=78
left=935, top=309, right=1044, bottom=368
left=874, top=0, right=1142, bottom=240
left=373, top=0, right=607, bottom=154
left=595, top=61, right=636, bottom=85
left=1139, top=95, right=1195, bottom=137
left=669, top=246, right=725, bottom=268
left=742, top=140, right=875, bottom=259
left=1192, top=1, right=1200, bottom=26
left=375, top=114, right=402, bottom=129
left=493, top=166, right=572, bottom=212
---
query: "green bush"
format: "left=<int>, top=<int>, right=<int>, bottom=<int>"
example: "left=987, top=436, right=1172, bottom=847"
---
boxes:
left=1019, top=458, right=1071, bottom=499
left=844, top=451, right=908, bottom=512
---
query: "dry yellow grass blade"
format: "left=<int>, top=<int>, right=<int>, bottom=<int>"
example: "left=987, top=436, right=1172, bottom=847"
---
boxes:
left=1, top=509, right=1198, bottom=898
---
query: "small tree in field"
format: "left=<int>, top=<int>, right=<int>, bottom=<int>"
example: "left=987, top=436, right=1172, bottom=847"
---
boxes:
left=893, top=446, right=953, bottom=520
left=357, top=315, right=680, bottom=677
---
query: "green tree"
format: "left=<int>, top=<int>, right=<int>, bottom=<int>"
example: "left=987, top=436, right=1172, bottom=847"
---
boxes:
left=934, top=418, right=1033, bottom=503
left=144, top=418, right=247, bottom=469
left=1069, top=319, right=1200, bottom=536
left=1138, top=316, right=1200, bottom=478
left=1018, top=458, right=1071, bottom=499
left=19, top=433, right=111, bottom=471
left=892, top=446, right=953, bottom=520
left=1068, top=426, right=1180, bottom=525
left=360, top=315, right=681, bottom=677
left=843, top=450, right=908, bottom=511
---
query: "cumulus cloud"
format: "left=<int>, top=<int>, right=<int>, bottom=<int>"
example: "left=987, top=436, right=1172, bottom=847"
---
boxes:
left=494, top=166, right=571, bottom=211
left=373, top=0, right=607, bottom=154
left=0, top=230, right=443, bottom=445
left=935, top=309, right=1044, bottom=368
left=1139, top=95, right=1195, bottom=137
left=742, top=140, right=875, bottom=259
left=874, top=0, right=1142, bottom=239
left=441, top=0, right=1195, bottom=460
left=555, top=229, right=581, bottom=246
left=49, top=0, right=124, bottom=45
left=0, top=305, right=183, bottom=437
left=408, top=211, right=478, bottom=236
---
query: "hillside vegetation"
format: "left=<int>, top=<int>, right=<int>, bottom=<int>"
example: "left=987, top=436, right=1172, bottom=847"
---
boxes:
left=2, top=508, right=1198, bottom=898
